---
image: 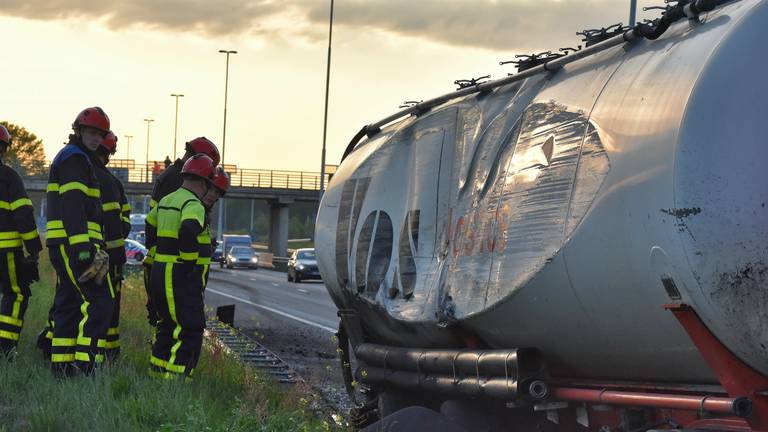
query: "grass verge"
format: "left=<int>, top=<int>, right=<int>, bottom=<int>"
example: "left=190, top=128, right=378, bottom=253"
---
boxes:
left=0, top=251, right=344, bottom=431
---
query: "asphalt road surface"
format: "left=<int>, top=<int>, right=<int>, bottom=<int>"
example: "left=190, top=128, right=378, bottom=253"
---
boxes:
left=204, top=266, right=338, bottom=333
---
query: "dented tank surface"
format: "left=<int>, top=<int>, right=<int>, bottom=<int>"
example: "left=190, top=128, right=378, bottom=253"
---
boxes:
left=315, top=0, right=768, bottom=383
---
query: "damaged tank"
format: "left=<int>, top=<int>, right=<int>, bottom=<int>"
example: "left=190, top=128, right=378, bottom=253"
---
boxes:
left=316, top=0, right=768, bottom=429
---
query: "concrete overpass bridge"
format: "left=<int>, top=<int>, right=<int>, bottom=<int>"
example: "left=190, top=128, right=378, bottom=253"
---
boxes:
left=22, top=161, right=332, bottom=257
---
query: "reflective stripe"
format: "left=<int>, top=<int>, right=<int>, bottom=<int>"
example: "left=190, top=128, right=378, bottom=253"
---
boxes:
left=154, top=254, right=180, bottom=263
left=165, top=264, right=185, bottom=374
left=105, top=340, right=120, bottom=349
left=52, top=338, right=77, bottom=347
left=121, top=216, right=130, bottom=223
left=102, top=202, right=121, bottom=212
left=107, top=327, right=119, bottom=336
left=0, top=232, right=20, bottom=240
left=59, top=182, right=88, bottom=194
left=122, top=204, right=132, bottom=212
left=105, top=239, right=125, bottom=249
left=179, top=251, right=198, bottom=261
left=87, top=222, right=102, bottom=233
left=10, top=198, right=32, bottom=211
left=46, top=183, right=59, bottom=193
left=0, top=330, right=19, bottom=341
left=196, top=257, right=211, bottom=265
left=0, top=239, right=22, bottom=248
left=0, top=315, right=22, bottom=327
left=46, top=229, right=67, bottom=239
left=150, top=355, right=168, bottom=368
left=69, top=234, right=90, bottom=245
left=74, top=352, right=105, bottom=363
left=52, top=353, right=75, bottom=362
left=20, top=230, right=39, bottom=241
left=77, top=336, right=92, bottom=346
left=157, top=230, right=178, bottom=239
left=149, top=199, right=158, bottom=209
left=47, top=220, right=64, bottom=230
left=6, top=252, right=23, bottom=321
left=88, top=231, right=103, bottom=241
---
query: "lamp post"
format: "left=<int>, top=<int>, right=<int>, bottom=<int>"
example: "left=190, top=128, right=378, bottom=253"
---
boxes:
left=124, top=134, right=133, bottom=161
left=144, top=118, right=154, bottom=183
left=218, top=50, right=237, bottom=165
left=629, top=0, right=638, bottom=26
left=217, top=49, right=237, bottom=241
left=319, top=0, right=335, bottom=200
left=170, top=93, right=184, bottom=159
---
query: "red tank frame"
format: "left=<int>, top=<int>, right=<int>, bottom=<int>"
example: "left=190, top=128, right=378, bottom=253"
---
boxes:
left=541, top=303, right=768, bottom=431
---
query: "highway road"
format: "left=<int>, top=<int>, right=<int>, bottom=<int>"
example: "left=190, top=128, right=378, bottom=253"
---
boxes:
left=204, top=266, right=339, bottom=334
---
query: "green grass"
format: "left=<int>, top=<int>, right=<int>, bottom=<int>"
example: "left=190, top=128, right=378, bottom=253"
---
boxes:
left=0, top=251, right=344, bottom=432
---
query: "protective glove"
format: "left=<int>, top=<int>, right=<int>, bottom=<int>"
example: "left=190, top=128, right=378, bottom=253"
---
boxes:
left=25, top=252, right=40, bottom=283
left=77, top=249, right=110, bottom=285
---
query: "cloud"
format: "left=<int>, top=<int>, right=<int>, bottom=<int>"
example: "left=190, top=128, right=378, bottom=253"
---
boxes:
left=301, top=0, right=641, bottom=51
left=0, top=0, right=653, bottom=51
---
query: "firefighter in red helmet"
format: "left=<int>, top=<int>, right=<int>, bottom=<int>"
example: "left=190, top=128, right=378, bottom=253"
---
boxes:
left=0, top=124, right=42, bottom=357
left=197, top=166, right=229, bottom=288
left=45, top=107, right=115, bottom=376
left=147, top=154, right=215, bottom=379
left=144, top=137, right=219, bottom=327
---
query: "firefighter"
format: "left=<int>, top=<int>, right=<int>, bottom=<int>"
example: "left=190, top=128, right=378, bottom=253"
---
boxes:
left=148, top=154, right=215, bottom=379
left=91, top=131, right=130, bottom=360
left=199, top=167, right=230, bottom=288
left=0, top=125, right=42, bottom=357
left=46, top=107, right=114, bottom=377
left=144, top=137, right=219, bottom=326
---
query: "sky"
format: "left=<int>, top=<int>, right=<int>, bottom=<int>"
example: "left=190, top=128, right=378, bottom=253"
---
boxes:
left=0, top=0, right=661, bottom=173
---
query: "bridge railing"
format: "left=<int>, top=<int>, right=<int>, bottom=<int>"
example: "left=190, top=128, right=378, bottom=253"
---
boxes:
left=30, top=160, right=334, bottom=191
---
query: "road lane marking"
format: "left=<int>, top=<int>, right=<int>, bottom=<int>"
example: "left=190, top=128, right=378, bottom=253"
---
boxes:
left=206, top=288, right=336, bottom=333
left=298, top=289, right=309, bottom=294
left=271, top=283, right=279, bottom=287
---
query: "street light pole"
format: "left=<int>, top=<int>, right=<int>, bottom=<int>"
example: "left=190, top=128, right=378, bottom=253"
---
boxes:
left=319, top=0, right=335, bottom=200
left=144, top=118, right=154, bottom=183
left=170, top=93, right=185, bottom=159
left=629, top=0, right=638, bottom=26
left=124, top=134, right=133, bottom=161
left=217, top=49, right=237, bottom=240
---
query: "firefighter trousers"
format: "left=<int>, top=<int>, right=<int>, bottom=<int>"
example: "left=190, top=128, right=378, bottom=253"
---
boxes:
left=0, top=250, right=32, bottom=355
left=49, top=245, right=115, bottom=376
left=149, top=262, right=205, bottom=379
left=105, top=264, right=122, bottom=360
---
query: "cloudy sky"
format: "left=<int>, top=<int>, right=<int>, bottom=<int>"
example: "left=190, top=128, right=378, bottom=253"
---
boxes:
left=0, top=0, right=661, bottom=172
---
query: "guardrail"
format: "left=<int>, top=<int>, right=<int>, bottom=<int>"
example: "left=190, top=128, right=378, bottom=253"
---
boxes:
left=25, top=160, right=336, bottom=191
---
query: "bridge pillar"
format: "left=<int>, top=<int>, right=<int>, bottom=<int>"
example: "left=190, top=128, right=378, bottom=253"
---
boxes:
left=268, top=198, right=292, bottom=257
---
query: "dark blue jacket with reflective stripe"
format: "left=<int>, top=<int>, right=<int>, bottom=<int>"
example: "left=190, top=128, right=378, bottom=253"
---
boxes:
left=0, top=160, right=42, bottom=253
left=45, top=141, right=103, bottom=256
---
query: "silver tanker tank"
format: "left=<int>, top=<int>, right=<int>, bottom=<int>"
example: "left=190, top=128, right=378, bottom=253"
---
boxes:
left=315, top=0, right=768, bottom=384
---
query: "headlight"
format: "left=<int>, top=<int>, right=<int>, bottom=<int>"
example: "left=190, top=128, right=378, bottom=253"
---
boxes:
left=251, top=257, right=258, bottom=263
left=297, top=264, right=305, bottom=270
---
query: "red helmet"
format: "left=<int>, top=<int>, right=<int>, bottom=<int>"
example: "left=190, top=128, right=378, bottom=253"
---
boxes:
left=211, top=167, right=230, bottom=194
left=181, top=154, right=215, bottom=181
left=0, top=125, right=10, bottom=147
left=101, top=131, right=118, bottom=154
left=185, top=137, right=220, bottom=166
left=72, top=107, right=110, bottom=133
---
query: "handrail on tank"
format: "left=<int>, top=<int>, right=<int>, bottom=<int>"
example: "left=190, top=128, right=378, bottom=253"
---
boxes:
left=340, top=0, right=727, bottom=163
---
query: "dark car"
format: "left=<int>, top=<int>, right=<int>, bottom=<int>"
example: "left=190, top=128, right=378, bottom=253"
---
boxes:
left=212, top=245, right=223, bottom=264
left=287, top=248, right=321, bottom=283
left=225, top=246, right=259, bottom=269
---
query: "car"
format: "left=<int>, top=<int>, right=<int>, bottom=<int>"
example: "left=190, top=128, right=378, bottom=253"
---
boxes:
left=225, top=246, right=259, bottom=269
left=212, top=245, right=223, bottom=264
left=125, top=239, right=148, bottom=265
left=220, top=234, right=252, bottom=268
left=287, top=248, right=321, bottom=283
